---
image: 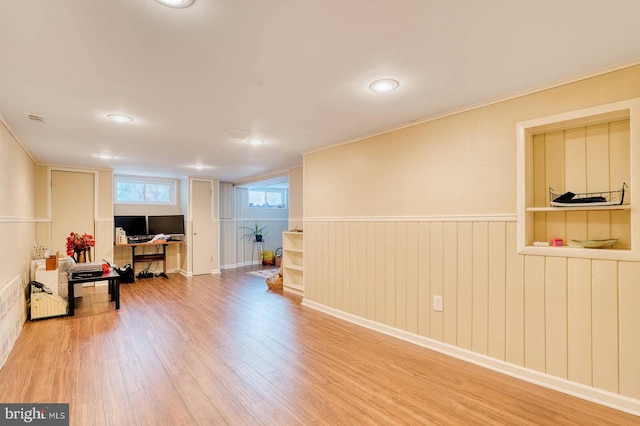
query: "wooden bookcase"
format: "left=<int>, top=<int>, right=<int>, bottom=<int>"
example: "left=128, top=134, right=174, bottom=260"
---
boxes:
left=517, top=98, right=640, bottom=260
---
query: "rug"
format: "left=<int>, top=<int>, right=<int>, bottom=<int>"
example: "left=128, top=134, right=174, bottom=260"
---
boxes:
left=246, top=268, right=280, bottom=279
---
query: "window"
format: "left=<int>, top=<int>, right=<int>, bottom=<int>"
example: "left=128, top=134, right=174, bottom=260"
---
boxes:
left=114, top=176, right=176, bottom=205
left=248, top=188, right=287, bottom=209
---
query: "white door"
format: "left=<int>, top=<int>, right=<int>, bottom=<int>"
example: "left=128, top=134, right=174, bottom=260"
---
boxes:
left=192, top=180, right=213, bottom=275
left=51, top=170, right=95, bottom=257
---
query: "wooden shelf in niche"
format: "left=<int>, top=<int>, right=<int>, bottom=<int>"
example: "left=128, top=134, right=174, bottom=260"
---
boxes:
left=516, top=98, right=640, bottom=260
left=526, top=205, right=631, bottom=212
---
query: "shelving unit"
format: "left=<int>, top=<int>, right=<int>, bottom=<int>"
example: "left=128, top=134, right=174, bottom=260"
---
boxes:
left=517, top=98, right=640, bottom=260
left=282, top=231, right=304, bottom=296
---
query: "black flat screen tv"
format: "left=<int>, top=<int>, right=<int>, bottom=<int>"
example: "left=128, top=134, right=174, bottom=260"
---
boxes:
left=148, top=215, right=185, bottom=236
left=114, top=215, right=147, bottom=237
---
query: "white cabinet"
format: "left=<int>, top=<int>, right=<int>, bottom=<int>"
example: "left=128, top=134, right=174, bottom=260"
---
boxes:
left=517, top=98, right=640, bottom=260
left=282, top=231, right=303, bottom=296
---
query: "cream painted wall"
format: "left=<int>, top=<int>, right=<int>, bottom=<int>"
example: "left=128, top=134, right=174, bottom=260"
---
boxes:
left=289, top=166, right=303, bottom=230
left=219, top=182, right=236, bottom=268
left=0, top=120, right=36, bottom=287
left=305, top=66, right=640, bottom=218
left=303, top=65, right=640, bottom=406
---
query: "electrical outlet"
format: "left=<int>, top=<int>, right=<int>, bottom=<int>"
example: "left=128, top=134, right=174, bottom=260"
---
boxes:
left=433, top=295, right=443, bottom=312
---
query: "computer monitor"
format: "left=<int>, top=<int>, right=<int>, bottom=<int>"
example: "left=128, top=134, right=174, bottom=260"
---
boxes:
left=147, top=215, right=185, bottom=236
left=114, top=215, right=147, bottom=237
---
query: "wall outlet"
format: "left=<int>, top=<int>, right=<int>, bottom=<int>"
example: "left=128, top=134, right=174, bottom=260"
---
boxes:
left=433, top=295, right=443, bottom=312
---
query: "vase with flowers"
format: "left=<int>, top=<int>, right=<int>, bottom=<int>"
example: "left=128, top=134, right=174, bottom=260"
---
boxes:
left=66, top=232, right=95, bottom=263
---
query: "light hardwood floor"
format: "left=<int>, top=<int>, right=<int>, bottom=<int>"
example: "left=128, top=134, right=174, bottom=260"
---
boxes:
left=0, top=267, right=638, bottom=425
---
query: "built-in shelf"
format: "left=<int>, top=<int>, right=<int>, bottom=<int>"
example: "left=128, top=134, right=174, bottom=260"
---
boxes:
left=285, top=247, right=304, bottom=254
left=517, top=97, right=640, bottom=260
left=282, top=231, right=304, bottom=296
left=526, top=205, right=631, bottom=212
left=284, top=264, right=304, bottom=272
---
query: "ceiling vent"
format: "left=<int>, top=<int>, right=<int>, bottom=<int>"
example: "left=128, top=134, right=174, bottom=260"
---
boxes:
left=26, top=113, right=46, bottom=124
left=221, top=128, right=250, bottom=140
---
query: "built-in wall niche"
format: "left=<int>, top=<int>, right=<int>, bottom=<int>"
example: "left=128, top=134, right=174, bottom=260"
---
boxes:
left=517, top=98, right=640, bottom=260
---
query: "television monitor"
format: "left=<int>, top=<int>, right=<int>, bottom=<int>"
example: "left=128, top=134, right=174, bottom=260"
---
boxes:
left=148, top=215, right=185, bottom=236
left=114, top=215, right=147, bottom=237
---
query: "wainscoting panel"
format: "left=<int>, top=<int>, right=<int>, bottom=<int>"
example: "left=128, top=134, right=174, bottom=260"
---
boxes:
left=0, top=275, right=26, bottom=370
left=592, top=260, right=619, bottom=394
left=619, top=261, right=640, bottom=398
left=567, top=257, right=592, bottom=386
left=505, top=222, right=525, bottom=366
left=303, top=217, right=640, bottom=406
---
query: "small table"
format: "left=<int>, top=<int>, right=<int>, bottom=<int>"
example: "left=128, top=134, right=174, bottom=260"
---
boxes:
left=67, top=269, right=121, bottom=316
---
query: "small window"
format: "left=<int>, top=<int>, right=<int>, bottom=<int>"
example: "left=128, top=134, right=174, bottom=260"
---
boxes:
left=248, top=188, right=287, bottom=209
left=115, top=176, right=176, bottom=205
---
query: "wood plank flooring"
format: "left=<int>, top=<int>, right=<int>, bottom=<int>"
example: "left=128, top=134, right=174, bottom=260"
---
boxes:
left=0, top=267, right=638, bottom=425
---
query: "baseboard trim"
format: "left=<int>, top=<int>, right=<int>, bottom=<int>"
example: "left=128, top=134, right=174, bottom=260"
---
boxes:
left=301, top=299, right=640, bottom=417
left=220, top=262, right=259, bottom=269
left=220, top=264, right=237, bottom=270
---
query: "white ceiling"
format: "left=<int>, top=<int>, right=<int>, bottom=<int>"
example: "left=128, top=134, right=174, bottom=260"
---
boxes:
left=1, top=0, right=640, bottom=183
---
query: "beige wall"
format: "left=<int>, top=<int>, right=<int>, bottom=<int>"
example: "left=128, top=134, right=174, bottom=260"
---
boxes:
left=0, top=120, right=36, bottom=287
left=305, top=66, right=640, bottom=218
left=289, top=166, right=303, bottom=230
left=303, top=65, right=640, bottom=405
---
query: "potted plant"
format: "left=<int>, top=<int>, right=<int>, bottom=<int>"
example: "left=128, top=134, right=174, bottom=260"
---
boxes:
left=240, top=220, right=269, bottom=242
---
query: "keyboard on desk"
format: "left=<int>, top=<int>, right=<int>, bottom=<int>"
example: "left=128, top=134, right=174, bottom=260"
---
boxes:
left=128, top=235, right=152, bottom=243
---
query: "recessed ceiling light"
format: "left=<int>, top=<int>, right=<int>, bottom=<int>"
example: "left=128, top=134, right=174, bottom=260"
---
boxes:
left=369, top=79, right=399, bottom=93
left=153, top=0, right=195, bottom=8
left=246, top=139, right=265, bottom=146
left=93, top=153, right=117, bottom=160
left=187, top=164, right=212, bottom=170
left=106, top=113, right=134, bottom=123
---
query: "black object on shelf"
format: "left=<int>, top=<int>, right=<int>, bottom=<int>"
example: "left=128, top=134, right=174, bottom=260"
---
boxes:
left=549, top=183, right=627, bottom=207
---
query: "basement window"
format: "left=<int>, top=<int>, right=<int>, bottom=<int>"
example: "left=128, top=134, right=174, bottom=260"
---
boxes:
left=248, top=188, right=287, bottom=209
left=114, top=176, right=176, bottom=205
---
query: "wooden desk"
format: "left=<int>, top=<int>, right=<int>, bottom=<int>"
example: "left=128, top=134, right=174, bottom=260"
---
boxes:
left=115, top=241, right=182, bottom=277
left=68, top=269, right=120, bottom=316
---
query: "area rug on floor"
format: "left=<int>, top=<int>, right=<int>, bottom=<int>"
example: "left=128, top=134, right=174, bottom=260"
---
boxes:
left=246, top=268, right=280, bottom=279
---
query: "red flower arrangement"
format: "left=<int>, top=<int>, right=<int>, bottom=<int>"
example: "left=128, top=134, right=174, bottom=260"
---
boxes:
left=66, top=232, right=95, bottom=262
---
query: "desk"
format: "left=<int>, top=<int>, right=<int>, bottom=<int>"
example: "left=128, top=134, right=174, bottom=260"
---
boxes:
left=67, top=269, right=120, bottom=316
left=115, top=241, right=181, bottom=277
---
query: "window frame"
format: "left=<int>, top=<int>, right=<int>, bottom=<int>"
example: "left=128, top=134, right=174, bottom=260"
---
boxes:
left=114, top=176, right=177, bottom=205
